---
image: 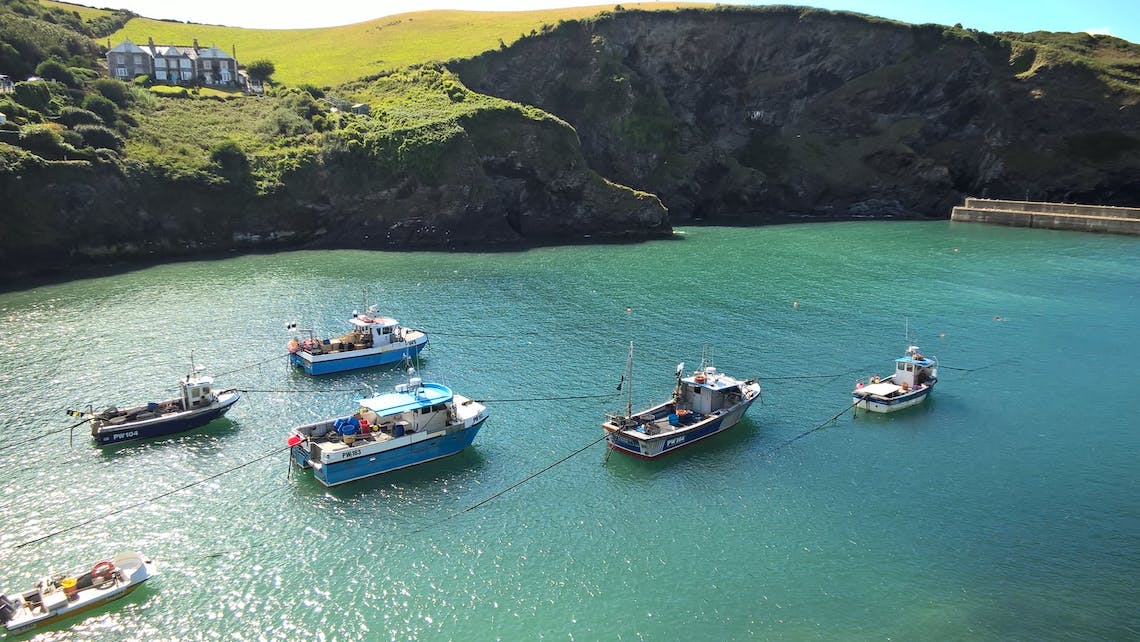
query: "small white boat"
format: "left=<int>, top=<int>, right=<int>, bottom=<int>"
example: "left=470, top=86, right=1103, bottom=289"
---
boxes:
left=78, top=366, right=240, bottom=445
left=287, top=368, right=488, bottom=486
left=286, top=305, right=428, bottom=376
left=852, top=345, right=939, bottom=413
left=1, top=552, right=156, bottom=635
left=602, top=344, right=762, bottom=458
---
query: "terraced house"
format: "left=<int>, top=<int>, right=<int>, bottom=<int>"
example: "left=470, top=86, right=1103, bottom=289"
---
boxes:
left=106, top=38, right=240, bottom=86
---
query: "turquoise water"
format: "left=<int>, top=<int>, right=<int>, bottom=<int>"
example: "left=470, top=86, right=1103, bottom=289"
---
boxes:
left=0, top=222, right=1137, bottom=640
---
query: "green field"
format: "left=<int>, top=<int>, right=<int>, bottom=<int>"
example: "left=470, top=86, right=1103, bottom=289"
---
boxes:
left=40, top=0, right=113, bottom=22
left=108, top=3, right=710, bottom=87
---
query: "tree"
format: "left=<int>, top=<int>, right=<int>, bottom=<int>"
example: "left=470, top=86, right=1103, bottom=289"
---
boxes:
left=246, top=59, right=275, bottom=83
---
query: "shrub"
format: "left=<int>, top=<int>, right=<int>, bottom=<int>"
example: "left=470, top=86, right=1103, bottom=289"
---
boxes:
left=59, top=128, right=83, bottom=148
left=75, top=124, right=124, bottom=151
left=298, top=83, right=325, bottom=99
left=35, top=59, right=78, bottom=87
left=0, top=98, right=41, bottom=123
left=209, top=139, right=249, bottom=173
left=92, top=78, right=131, bottom=107
left=18, top=124, right=68, bottom=158
left=58, top=106, right=102, bottom=128
left=82, top=93, right=117, bottom=124
left=246, top=59, right=276, bottom=83
left=13, top=81, right=52, bottom=112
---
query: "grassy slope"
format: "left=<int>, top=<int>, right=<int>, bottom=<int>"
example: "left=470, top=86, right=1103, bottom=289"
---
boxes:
left=40, top=0, right=112, bottom=22
left=108, top=3, right=710, bottom=87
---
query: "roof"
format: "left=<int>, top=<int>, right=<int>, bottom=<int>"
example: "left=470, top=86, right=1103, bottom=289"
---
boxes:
left=358, top=382, right=452, bottom=416
left=108, top=39, right=149, bottom=54
left=896, top=356, right=935, bottom=366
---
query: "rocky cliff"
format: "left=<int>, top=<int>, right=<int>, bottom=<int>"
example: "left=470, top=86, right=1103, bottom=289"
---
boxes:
left=453, top=7, right=1140, bottom=223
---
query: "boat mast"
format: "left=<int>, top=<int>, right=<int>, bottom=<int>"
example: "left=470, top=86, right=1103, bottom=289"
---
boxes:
left=624, top=341, right=633, bottom=417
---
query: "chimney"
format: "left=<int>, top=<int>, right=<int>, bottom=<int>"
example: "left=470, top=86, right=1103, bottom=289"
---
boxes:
left=148, top=37, right=155, bottom=49
left=232, top=44, right=236, bottom=61
left=193, top=38, right=200, bottom=52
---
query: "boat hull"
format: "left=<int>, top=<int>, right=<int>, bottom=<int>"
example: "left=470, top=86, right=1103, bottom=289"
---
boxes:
left=289, top=337, right=427, bottom=375
left=291, top=417, right=486, bottom=486
left=605, top=395, right=757, bottom=459
left=91, top=393, right=240, bottom=445
left=852, top=384, right=934, bottom=413
left=3, top=553, right=155, bottom=635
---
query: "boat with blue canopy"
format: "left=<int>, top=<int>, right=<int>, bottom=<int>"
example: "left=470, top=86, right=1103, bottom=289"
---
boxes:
left=287, top=369, right=488, bottom=486
left=852, top=345, right=939, bottom=413
left=286, top=305, right=427, bottom=376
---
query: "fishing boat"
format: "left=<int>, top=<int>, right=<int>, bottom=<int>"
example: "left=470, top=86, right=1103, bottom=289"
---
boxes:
left=602, top=344, right=762, bottom=458
left=852, top=345, right=939, bottom=413
left=1, top=552, right=156, bottom=635
left=77, top=366, right=240, bottom=446
left=287, top=368, right=488, bottom=486
left=286, top=306, right=428, bottom=375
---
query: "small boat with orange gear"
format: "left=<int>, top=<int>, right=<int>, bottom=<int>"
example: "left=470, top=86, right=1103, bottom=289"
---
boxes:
left=852, top=344, right=939, bottom=413
left=602, top=344, right=762, bottom=458
left=286, top=304, right=427, bottom=376
left=1, top=552, right=156, bottom=635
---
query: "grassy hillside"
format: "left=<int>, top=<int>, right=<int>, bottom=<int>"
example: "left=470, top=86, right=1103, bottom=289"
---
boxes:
left=40, top=0, right=113, bottom=22
left=108, top=3, right=710, bottom=87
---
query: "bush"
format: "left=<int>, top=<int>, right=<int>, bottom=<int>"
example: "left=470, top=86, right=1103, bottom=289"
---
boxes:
left=58, top=106, right=102, bottom=128
left=0, top=98, right=41, bottom=123
left=59, top=128, right=83, bottom=148
left=18, top=124, right=68, bottom=158
left=75, top=124, right=124, bottom=151
left=298, top=83, right=325, bottom=99
left=82, top=93, right=117, bottom=124
left=92, top=78, right=131, bottom=107
left=210, top=139, right=250, bottom=175
left=13, top=81, right=52, bottom=112
left=35, top=59, right=78, bottom=87
left=246, top=59, right=276, bottom=83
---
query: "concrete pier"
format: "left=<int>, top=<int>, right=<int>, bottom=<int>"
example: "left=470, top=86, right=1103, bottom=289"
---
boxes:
left=950, top=198, right=1140, bottom=236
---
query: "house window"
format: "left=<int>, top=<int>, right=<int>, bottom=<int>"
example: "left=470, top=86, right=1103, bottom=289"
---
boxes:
left=203, top=60, right=212, bottom=70
left=156, top=58, right=167, bottom=68
left=155, top=70, right=167, bottom=80
left=115, top=67, right=128, bottom=78
left=117, top=53, right=126, bottom=64
left=220, top=69, right=231, bottom=83
left=133, top=54, right=142, bottom=65
left=180, top=59, right=191, bottom=69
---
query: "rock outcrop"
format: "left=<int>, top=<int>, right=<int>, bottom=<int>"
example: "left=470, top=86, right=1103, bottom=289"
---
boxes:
left=453, top=7, right=1140, bottom=223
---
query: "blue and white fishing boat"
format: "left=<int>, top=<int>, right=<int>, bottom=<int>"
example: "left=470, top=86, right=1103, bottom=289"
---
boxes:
left=1, top=551, right=156, bottom=635
left=286, top=306, right=427, bottom=376
left=287, top=369, right=488, bottom=486
left=852, top=345, right=939, bottom=413
left=602, top=344, right=762, bottom=459
left=79, top=366, right=240, bottom=446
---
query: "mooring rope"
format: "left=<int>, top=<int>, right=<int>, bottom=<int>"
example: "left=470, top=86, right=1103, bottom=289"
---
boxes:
left=764, top=399, right=860, bottom=455
left=214, top=353, right=289, bottom=378
left=235, top=387, right=367, bottom=394
left=474, top=392, right=619, bottom=403
left=11, top=445, right=290, bottom=550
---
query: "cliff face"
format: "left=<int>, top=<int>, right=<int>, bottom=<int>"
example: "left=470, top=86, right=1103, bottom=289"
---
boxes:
left=0, top=105, right=668, bottom=278
left=453, top=8, right=1140, bottom=222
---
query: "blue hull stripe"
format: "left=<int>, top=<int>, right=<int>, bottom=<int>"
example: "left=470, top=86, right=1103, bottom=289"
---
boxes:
left=289, top=341, right=426, bottom=375
left=292, top=418, right=485, bottom=486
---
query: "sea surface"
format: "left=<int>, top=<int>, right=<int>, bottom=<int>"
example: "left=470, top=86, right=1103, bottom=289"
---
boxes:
left=0, top=222, right=1136, bottom=640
